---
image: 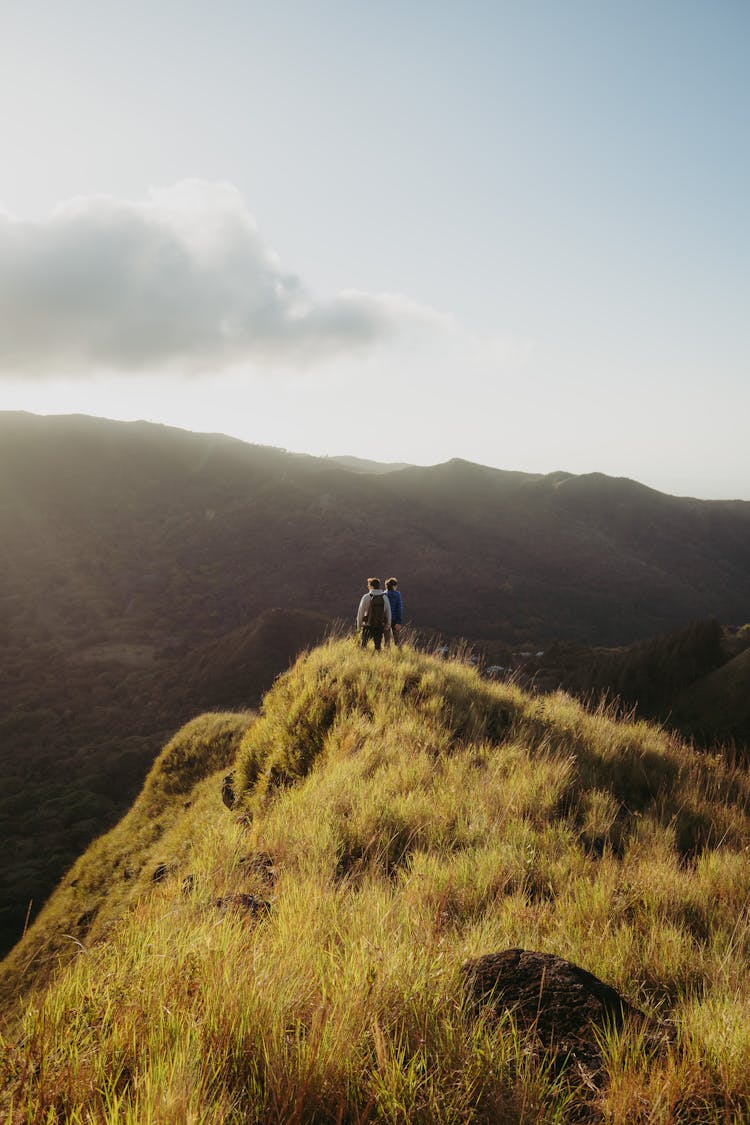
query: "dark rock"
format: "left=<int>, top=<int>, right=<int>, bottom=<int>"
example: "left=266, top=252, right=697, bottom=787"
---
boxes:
left=76, top=909, right=96, bottom=932
left=222, top=772, right=235, bottom=809
left=152, top=863, right=169, bottom=883
left=213, top=893, right=271, bottom=918
left=181, top=874, right=195, bottom=895
left=462, top=949, right=653, bottom=1077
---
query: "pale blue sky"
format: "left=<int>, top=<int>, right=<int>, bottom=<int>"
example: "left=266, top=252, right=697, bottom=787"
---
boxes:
left=1, top=1, right=748, bottom=498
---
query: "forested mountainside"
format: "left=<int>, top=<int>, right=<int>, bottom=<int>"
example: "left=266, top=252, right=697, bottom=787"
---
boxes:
left=3, top=412, right=749, bottom=654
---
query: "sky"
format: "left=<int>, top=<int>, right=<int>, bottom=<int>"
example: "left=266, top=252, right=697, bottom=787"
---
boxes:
left=1, top=1, right=748, bottom=499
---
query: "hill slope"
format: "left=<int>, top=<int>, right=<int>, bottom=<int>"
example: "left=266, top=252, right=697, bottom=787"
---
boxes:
left=3, top=641, right=750, bottom=1122
left=670, top=644, right=750, bottom=748
left=0, top=604, right=330, bottom=958
left=0, top=710, right=253, bottom=1010
left=3, top=409, right=750, bottom=959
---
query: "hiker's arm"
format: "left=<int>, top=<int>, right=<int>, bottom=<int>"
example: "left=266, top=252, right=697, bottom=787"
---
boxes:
left=356, top=595, right=367, bottom=629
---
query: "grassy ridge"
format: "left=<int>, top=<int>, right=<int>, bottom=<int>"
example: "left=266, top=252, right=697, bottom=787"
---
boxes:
left=3, top=640, right=750, bottom=1122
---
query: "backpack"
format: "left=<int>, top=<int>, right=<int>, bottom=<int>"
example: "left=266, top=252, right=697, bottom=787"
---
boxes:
left=365, top=591, right=386, bottom=628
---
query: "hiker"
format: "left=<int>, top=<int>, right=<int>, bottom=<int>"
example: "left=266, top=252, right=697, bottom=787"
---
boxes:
left=384, top=577, right=403, bottom=647
left=357, top=578, right=391, bottom=650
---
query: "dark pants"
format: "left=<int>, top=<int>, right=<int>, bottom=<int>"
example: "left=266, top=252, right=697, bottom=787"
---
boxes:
left=361, top=626, right=384, bottom=650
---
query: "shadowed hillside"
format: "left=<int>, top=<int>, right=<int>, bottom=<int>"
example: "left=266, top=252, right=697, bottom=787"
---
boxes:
left=514, top=619, right=750, bottom=752
left=3, top=640, right=750, bottom=1122
left=669, top=644, right=750, bottom=749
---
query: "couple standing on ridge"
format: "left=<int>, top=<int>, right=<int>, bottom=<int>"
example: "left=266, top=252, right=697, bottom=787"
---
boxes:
left=357, top=577, right=403, bottom=651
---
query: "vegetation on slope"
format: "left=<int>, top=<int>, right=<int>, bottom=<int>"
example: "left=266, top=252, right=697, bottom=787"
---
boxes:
left=0, top=606, right=328, bottom=958
left=0, top=711, right=253, bottom=1011
left=3, top=640, right=750, bottom=1122
left=670, top=643, right=750, bottom=750
left=522, top=619, right=750, bottom=754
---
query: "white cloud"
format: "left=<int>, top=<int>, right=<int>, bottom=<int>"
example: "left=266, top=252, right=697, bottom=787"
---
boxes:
left=0, top=180, right=452, bottom=378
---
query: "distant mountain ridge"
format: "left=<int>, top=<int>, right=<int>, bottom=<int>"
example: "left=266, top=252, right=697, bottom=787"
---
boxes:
left=2, top=411, right=749, bottom=649
left=329, top=454, right=412, bottom=474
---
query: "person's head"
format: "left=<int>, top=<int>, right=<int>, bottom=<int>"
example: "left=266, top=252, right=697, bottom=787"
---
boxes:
left=386, top=577, right=398, bottom=590
left=367, top=577, right=381, bottom=590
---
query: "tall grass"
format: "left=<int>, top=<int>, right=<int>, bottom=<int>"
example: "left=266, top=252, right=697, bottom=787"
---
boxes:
left=3, top=638, right=750, bottom=1122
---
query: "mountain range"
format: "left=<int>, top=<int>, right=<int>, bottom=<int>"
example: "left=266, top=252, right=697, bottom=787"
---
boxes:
left=3, top=410, right=749, bottom=650
left=1, top=410, right=749, bottom=957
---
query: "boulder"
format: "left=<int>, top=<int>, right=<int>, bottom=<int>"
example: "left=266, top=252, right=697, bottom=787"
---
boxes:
left=462, top=948, right=651, bottom=1076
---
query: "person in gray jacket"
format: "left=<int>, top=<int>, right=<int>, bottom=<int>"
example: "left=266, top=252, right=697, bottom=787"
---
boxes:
left=356, top=577, right=392, bottom=650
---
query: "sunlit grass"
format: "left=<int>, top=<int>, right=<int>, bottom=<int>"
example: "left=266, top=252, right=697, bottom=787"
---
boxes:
left=3, top=637, right=750, bottom=1122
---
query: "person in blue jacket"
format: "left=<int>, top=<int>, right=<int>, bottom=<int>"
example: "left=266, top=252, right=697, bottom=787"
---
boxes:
left=385, top=577, right=403, bottom=646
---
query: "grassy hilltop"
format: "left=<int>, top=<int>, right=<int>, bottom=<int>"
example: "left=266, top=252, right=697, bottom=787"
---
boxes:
left=3, top=640, right=750, bottom=1123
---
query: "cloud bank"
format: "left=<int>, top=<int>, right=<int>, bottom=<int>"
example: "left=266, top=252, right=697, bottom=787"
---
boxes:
left=0, top=181, right=440, bottom=378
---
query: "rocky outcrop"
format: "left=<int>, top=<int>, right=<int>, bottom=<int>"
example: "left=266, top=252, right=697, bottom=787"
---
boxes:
left=462, top=948, right=660, bottom=1077
left=221, top=772, right=235, bottom=809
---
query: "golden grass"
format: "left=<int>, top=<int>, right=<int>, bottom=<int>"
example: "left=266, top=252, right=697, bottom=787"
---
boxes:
left=0, top=711, right=253, bottom=1015
left=3, top=638, right=750, bottom=1122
